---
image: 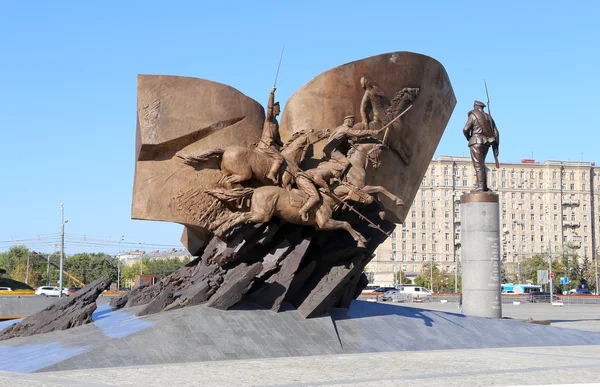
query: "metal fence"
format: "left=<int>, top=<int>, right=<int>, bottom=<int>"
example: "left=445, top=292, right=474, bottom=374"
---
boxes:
left=375, top=293, right=600, bottom=305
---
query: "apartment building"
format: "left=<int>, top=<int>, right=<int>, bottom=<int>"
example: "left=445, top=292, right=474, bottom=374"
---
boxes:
left=366, top=156, right=600, bottom=286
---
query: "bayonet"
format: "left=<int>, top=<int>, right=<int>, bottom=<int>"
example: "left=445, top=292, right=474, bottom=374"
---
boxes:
left=484, top=80, right=500, bottom=168
left=273, top=45, right=285, bottom=88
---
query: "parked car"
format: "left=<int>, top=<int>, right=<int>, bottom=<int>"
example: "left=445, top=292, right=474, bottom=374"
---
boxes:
left=380, top=289, right=400, bottom=301
left=67, top=287, right=82, bottom=294
left=372, top=287, right=396, bottom=294
left=0, top=287, right=13, bottom=292
left=570, top=288, right=592, bottom=295
left=527, top=292, right=561, bottom=303
left=398, top=285, right=432, bottom=298
left=35, top=286, right=69, bottom=297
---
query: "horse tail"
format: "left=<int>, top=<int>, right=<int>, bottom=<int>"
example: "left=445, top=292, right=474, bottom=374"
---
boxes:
left=176, top=149, right=225, bottom=165
left=203, top=187, right=254, bottom=203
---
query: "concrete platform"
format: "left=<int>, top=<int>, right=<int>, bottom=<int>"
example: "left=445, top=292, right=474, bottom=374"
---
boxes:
left=2, top=300, right=600, bottom=373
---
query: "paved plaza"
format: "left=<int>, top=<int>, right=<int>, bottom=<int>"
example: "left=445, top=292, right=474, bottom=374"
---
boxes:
left=1, top=301, right=599, bottom=386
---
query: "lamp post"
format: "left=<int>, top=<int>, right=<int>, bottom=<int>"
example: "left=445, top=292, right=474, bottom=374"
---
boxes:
left=117, top=235, right=124, bottom=289
left=595, top=248, right=599, bottom=295
left=430, top=256, right=434, bottom=292
left=59, top=204, right=68, bottom=298
left=25, top=251, right=30, bottom=285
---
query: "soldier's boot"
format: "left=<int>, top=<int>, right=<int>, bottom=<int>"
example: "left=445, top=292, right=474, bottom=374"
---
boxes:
left=474, top=170, right=488, bottom=192
left=267, top=158, right=283, bottom=184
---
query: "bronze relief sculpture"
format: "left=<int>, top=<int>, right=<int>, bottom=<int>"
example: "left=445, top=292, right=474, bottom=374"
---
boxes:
left=120, top=51, right=456, bottom=318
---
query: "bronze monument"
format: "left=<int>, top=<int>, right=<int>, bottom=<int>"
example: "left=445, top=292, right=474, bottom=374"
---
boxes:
left=462, top=100, right=500, bottom=191
left=115, top=51, right=456, bottom=318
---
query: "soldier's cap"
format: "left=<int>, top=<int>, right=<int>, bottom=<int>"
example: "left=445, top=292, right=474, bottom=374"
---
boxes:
left=474, top=100, right=486, bottom=107
left=343, top=115, right=355, bottom=120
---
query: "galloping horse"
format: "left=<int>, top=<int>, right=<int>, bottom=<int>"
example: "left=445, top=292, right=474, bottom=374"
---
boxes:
left=332, top=142, right=404, bottom=208
left=175, top=129, right=329, bottom=189
left=204, top=142, right=403, bottom=247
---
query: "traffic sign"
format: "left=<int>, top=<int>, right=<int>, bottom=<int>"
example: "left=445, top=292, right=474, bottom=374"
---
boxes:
left=550, top=272, right=555, bottom=279
left=560, top=277, right=569, bottom=285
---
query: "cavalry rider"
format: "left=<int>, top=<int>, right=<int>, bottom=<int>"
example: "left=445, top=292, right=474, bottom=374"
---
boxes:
left=294, top=152, right=351, bottom=221
left=255, top=87, right=285, bottom=184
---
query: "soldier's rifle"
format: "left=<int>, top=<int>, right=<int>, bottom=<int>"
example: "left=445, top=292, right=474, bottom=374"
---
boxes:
left=252, top=136, right=391, bottom=238
left=484, top=80, right=500, bottom=168
left=273, top=45, right=285, bottom=88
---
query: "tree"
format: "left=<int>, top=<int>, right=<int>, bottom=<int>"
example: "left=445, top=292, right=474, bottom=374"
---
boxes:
left=0, top=245, right=29, bottom=275
left=414, top=262, right=443, bottom=291
left=520, top=253, right=566, bottom=292
left=65, top=253, right=117, bottom=285
left=394, top=271, right=409, bottom=286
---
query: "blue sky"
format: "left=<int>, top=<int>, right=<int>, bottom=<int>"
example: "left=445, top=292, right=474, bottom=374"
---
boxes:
left=0, top=1, right=598, bottom=255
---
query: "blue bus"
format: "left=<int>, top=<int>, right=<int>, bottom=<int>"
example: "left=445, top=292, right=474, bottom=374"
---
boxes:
left=501, top=284, right=542, bottom=294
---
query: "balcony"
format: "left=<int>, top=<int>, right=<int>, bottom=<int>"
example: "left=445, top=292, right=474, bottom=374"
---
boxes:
left=563, top=221, right=581, bottom=228
left=563, top=198, right=580, bottom=206
left=454, top=237, right=461, bottom=246
left=565, top=241, right=582, bottom=249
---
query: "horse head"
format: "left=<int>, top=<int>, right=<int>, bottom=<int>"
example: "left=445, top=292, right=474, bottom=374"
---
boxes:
left=349, top=142, right=386, bottom=170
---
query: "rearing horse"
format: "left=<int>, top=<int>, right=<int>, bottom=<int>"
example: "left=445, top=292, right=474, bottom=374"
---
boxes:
left=176, top=129, right=329, bottom=189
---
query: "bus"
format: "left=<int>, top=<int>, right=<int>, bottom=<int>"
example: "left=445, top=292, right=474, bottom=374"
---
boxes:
left=501, top=283, right=542, bottom=294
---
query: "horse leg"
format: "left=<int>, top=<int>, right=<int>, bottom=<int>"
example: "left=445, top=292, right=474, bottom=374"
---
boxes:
left=215, top=205, right=273, bottom=236
left=222, top=171, right=252, bottom=189
left=315, top=218, right=368, bottom=248
left=362, top=185, right=405, bottom=207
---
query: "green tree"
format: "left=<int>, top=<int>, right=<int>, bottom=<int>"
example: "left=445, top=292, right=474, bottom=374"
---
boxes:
left=65, top=253, right=117, bottom=285
left=414, top=262, right=444, bottom=291
left=394, top=271, right=409, bottom=286
left=0, top=245, right=29, bottom=275
left=520, top=253, right=566, bottom=292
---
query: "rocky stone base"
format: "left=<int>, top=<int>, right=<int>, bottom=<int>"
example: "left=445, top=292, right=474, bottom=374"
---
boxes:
left=111, top=203, right=394, bottom=318
left=0, top=276, right=111, bottom=340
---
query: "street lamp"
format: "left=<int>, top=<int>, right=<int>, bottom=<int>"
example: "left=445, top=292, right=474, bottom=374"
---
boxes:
left=59, top=204, right=68, bottom=298
left=117, top=235, right=124, bottom=289
left=430, top=256, right=434, bottom=292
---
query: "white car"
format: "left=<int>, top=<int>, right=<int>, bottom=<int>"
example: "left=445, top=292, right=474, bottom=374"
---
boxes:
left=0, top=287, right=13, bottom=292
left=35, top=286, right=69, bottom=297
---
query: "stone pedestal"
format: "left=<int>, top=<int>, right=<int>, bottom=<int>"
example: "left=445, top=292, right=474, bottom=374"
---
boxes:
left=460, top=191, right=502, bottom=318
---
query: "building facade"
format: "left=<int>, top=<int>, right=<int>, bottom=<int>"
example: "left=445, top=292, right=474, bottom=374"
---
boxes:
left=366, top=156, right=600, bottom=286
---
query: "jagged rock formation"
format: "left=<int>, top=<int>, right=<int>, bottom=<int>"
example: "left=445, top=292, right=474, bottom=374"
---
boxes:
left=111, top=203, right=392, bottom=318
left=0, top=276, right=111, bottom=340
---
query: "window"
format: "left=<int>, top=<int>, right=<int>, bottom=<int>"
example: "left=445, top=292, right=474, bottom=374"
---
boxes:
left=584, top=215, right=588, bottom=221
left=412, top=211, right=416, bottom=218
left=463, top=179, right=468, bottom=186
left=391, top=243, right=397, bottom=250
left=431, top=167, right=436, bottom=176
left=554, top=204, right=558, bottom=210
left=444, top=167, right=449, bottom=175
left=492, top=170, right=497, bottom=178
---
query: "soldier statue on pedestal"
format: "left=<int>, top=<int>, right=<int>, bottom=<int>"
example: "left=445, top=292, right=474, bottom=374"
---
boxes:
left=462, top=100, right=499, bottom=192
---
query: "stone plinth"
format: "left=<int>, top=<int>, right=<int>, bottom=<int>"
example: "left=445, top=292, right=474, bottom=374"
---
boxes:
left=460, top=191, right=502, bottom=319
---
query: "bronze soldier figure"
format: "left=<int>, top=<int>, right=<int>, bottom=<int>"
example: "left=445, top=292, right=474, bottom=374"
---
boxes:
left=255, top=87, right=284, bottom=184
left=360, top=77, right=389, bottom=129
left=462, top=100, right=499, bottom=191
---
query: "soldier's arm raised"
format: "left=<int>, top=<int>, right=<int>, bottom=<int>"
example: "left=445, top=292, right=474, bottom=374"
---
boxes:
left=360, top=91, right=369, bottom=124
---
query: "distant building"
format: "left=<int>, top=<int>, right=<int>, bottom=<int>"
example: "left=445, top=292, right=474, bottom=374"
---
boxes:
left=366, top=156, right=600, bottom=286
left=117, top=248, right=192, bottom=267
